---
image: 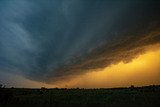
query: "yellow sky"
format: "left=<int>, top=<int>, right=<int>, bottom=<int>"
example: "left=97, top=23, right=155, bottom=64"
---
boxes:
left=54, top=44, right=160, bottom=88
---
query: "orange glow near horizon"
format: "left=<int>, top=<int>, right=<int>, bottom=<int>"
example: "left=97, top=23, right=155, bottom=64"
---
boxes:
left=4, top=44, right=160, bottom=88
left=55, top=44, right=160, bottom=88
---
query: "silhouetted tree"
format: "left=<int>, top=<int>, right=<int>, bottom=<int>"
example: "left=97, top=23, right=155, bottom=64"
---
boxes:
left=41, top=87, right=46, bottom=90
left=130, top=85, right=135, bottom=90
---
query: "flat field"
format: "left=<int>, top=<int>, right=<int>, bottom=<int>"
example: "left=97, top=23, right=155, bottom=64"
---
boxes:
left=0, top=85, right=160, bottom=107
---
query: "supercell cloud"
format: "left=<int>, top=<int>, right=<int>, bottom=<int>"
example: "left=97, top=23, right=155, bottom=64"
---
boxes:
left=0, top=0, right=160, bottom=83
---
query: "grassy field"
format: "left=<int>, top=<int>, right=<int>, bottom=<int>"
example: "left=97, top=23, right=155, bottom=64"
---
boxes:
left=0, top=85, right=160, bottom=107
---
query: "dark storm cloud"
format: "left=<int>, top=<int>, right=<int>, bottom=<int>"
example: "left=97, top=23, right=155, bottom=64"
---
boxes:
left=0, top=0, right=160, bottom=83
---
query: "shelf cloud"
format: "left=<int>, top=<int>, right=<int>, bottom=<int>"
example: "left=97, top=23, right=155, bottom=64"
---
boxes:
left=0, top=0, right=160, bottom=84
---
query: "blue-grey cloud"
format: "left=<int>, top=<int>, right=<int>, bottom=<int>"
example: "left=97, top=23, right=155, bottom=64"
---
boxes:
left=0, top=0, right=160, bottom=83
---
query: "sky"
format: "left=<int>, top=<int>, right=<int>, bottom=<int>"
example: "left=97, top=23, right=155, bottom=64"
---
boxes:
left=0, top=0, right=160, bottom=88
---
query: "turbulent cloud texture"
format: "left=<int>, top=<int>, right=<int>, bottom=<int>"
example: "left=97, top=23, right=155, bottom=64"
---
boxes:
left=0, top=0, right=160, bottom=83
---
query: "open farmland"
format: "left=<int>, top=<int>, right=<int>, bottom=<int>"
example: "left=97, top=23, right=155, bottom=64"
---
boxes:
left=0, top=85, right=160, bottom=107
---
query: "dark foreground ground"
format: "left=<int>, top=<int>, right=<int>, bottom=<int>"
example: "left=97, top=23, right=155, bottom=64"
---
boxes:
left=0, top=85, right=160, bottom=107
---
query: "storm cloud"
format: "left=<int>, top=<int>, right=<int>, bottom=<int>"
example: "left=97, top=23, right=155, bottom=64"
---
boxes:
left=0, top=0, right=160, bottom=83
